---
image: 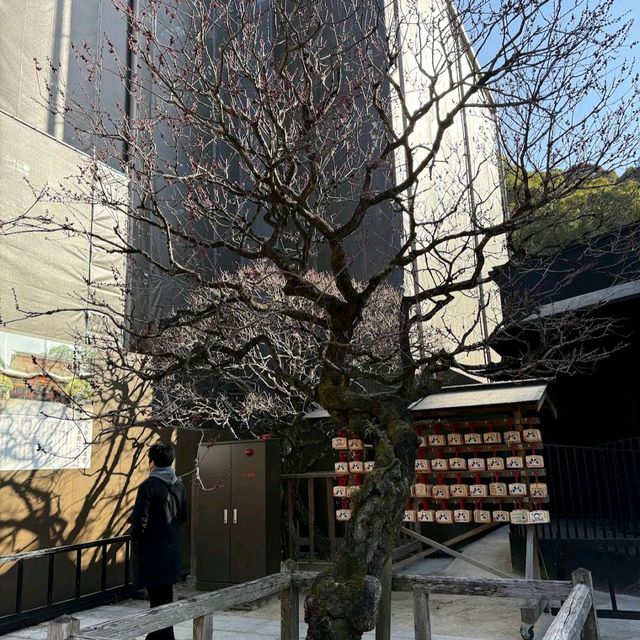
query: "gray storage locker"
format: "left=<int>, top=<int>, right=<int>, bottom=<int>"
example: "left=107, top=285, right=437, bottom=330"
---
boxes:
left=195, top=439, right=280, bottom=590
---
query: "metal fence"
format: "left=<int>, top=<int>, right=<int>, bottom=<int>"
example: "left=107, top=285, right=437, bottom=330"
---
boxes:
left=508, top=441, right=640, bottom=540
left=0, top=536, right=136, bottom=634
left=511, top=440, right=640, bottom=619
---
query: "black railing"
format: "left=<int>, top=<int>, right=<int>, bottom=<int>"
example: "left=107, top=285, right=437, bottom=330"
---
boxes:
left=532, top=442, right=640, bottom=541
left=0, top=536, right=136, bottom=634
left=603, top=436, right=640, bottom=453
left=511, top=440, right=640, bottom=619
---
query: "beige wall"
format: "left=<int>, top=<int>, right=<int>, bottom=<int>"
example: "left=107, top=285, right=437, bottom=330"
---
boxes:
left=0, top=424, right=158, bottom=616
left=0, top=427, right=153, bottom=556
left=0, top=0, right=59, bottom=131
left=0, top=0, right=127, bottom=149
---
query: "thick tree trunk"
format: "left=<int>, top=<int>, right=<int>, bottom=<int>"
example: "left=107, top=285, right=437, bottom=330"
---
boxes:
left=304, top=414, right=417, bottom=640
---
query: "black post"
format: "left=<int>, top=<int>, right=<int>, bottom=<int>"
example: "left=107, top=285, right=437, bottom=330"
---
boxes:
left=124, top=539, right=131, bottom=585
left=608, top=576, right=618, bottom=612
left=100, top=544, right=108, bottom=592
left=75, top=548, right=82, bottom=598
left=15, top=560, right=24, bottom=614
left=47, top=555, right=55, bottom=605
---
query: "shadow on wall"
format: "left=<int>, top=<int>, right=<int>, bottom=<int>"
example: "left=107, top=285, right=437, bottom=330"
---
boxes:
left=0, top=367, right=161, bottom=617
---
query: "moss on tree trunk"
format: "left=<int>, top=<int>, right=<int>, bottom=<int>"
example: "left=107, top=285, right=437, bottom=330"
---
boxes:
left=304, top=409, right=417, bottom=640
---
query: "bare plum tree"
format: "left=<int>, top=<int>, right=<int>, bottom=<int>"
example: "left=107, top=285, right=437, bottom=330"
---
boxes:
left=3, top=0, right=639, bottom=637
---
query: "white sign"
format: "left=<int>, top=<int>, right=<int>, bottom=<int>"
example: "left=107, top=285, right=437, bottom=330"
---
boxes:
left=0, top=330, right=94, bottom=470
left=0, top=400, right=92, bottom=470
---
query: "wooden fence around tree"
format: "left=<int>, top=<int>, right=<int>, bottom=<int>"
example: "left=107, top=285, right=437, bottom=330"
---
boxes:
left=282, top=471, right=498, bottom=565
left=49, top=563, right=600, bottom=640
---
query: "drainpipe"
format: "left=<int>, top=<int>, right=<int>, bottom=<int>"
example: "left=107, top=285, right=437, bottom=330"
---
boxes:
left=123, top=0, right=140, bottom=349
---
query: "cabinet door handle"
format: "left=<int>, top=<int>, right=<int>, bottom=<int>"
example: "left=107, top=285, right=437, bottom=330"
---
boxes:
left=223, top=508, right=228, bottom=524
left=233, top=508, right=238, bottom=524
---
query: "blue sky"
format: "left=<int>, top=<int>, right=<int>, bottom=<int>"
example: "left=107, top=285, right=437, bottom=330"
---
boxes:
left=616, top=0, right=639, bottom=73
left=473, top=0, right=639, bottom=68
left=618, top=0, right=639, bottom=42
left=465, top=0, right=640, bottom=171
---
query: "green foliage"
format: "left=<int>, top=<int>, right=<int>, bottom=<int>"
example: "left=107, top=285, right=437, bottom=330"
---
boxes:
left=47, top=344, right=98, bottom=375
left=47, top=345, right=75, bottom=361
left=508, top=166, right=640, bottom=254
left=64, top=378, right=94, bottom=402
left=0, top=374, right=14, bottom=394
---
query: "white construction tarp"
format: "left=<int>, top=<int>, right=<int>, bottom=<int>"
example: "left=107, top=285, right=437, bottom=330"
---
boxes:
left=0, top=114, right=127, bottom=471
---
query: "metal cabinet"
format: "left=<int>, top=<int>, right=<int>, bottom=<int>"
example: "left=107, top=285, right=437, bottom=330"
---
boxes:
left=195, top=439, right=280, bottom=590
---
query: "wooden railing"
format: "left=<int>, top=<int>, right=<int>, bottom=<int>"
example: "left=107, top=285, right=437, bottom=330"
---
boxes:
left=49, top=562, right=600, bottom=640
left=282, top=472, right=491, bottom=565
left=282, top=471, right=338, bottom=560
left=52, top=572, right=292, bottom=640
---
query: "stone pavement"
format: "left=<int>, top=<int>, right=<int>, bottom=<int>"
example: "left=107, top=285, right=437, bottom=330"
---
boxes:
left=5, top=527, right=640, bottom=640
left=394, top=526, right=640, bottom=640
left=1, top=602, right=482, bottom=640
left=1, top=598, right=482, bottom=640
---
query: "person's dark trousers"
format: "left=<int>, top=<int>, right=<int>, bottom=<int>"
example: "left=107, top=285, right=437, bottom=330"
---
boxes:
left=146, top=584, right=175, bottom=640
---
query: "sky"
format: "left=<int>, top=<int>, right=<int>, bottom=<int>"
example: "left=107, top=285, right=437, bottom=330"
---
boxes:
left=463, top=0, right=640, bottom=172
left=614, top=0, right=640, bottom=76
left=472, top=0, right=640, bottom=69
left=618, top=0, right=640, bottom=44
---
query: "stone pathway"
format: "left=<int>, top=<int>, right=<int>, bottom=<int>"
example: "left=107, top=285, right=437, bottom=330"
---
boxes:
left=5, top=527, right=639, bottom=640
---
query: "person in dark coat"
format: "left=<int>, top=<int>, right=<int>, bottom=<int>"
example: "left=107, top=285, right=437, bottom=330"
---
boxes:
left=129, top=441, right=187, bottom=640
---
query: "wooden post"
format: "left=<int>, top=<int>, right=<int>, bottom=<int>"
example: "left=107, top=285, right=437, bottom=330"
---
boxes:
left=541, top=584, right=592, bottom=640
left=47, top=616, right=80, bottom=640
left=413, top=589, right=432, bottom=640
left=287, top=479, right=296, bottom=559
left=399, top=527, right=512, bottom=579
left=325, top=477, right=337, bottom=556
left=193, top=613, right=213, bottom=640
left=281, top=559, right=299, bottom=640
left=525, top=525, right=539, bottom=579
left=516, top=407, right=547, bottom=638
left=521, top=525, right=547, bottom=633
left=307, top=478, right=315, bottom=561
left=375, top=557, right=392, bottom=640
left=393, top=523, right=498, bottom=570
left=572, top=568, right=600, bottom=640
